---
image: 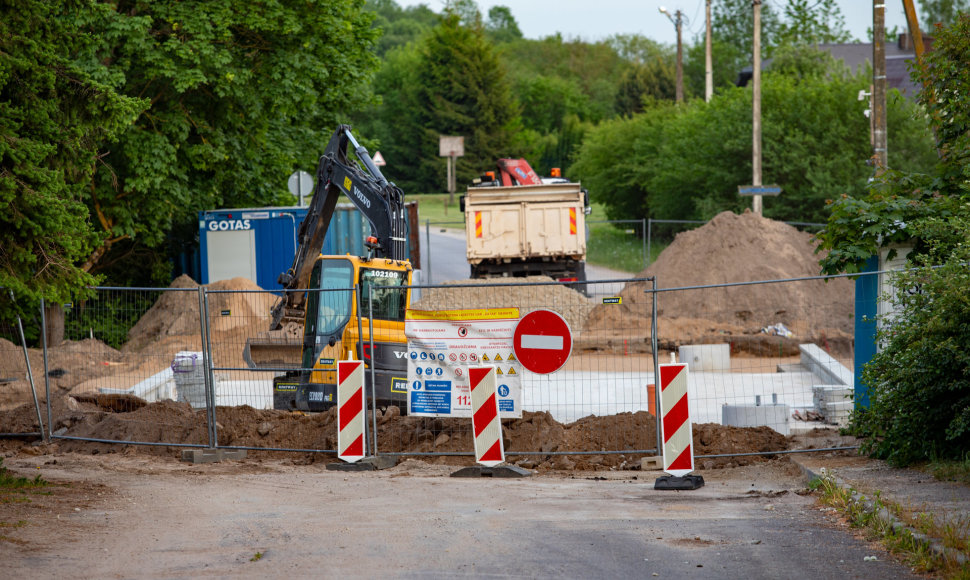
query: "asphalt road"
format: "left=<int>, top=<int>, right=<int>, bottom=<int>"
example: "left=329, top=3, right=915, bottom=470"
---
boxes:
left=2, top=455, right=920, bottom=579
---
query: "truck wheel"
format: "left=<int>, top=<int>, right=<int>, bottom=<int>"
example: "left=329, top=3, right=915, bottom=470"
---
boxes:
left=572, top=263, right=588, bottom=297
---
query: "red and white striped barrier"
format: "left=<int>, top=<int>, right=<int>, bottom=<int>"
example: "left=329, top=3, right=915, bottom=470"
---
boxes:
left=469, top=367, right=504, bottom=467
left=659, top=363, right=693, bottom=477
left=337, top=360, right=366, bottom=463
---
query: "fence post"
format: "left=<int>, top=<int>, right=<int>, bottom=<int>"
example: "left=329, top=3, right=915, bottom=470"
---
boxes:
left=199, top=287, right=217, bottom=449
left=11, top=290, right=46, bottom=442
left=366, top=284, right=379, bottom=457
left=39, top=297, right=53, bottom=440
left=646, top=219, right=653, bottom=269
left=649, top=276, right=662, bottom=456
left=425, top=219, right=432, bottom=285
left=641, top=218, right=647, bottom=270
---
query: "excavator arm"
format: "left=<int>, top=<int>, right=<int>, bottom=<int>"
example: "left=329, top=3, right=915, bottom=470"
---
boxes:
left=270, top=125, right=408, bottom=332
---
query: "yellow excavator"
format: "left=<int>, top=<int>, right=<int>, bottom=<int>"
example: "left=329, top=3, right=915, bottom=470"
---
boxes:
left=245, top=125, right=412, bottom=411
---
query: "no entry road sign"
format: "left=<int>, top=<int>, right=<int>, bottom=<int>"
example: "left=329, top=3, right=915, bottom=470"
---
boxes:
left=512, top=309, right=572, bottom=374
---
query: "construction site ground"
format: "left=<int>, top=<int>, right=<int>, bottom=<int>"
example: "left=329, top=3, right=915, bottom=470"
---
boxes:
left=0, top=448, right=948, bottom=579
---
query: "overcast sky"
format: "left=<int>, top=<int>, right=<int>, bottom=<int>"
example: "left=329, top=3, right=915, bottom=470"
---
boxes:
left=397, top=1, right=912, bottom=46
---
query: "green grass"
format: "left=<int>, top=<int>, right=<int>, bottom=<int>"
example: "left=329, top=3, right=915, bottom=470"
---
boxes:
left=812, top=471, right=970, bottom=577
left=0, top=458, right=46, bottom=490
left=411, top=193, right=464, bottom=227
left=411, top=194, right=657, bottom=273
left=930, top=456, right=970, bottom=485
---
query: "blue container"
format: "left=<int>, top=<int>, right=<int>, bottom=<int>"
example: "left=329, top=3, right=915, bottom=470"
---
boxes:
left=199, top=205, right=372, bottom=291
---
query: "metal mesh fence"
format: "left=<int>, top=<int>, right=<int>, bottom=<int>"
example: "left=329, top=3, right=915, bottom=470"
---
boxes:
left=1, top=270, right=871, bottom=462
left=0, top=290, right=44, bottom=437
left=45, top=287, right=212, bottom=448
left=373, top=278, right=661, bottom=467
left=652, top=274, right=856, bottom=437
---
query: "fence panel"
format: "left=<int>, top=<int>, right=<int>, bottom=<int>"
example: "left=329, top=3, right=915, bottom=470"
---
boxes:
left=203, top=286, right=340, bottom=454
left=0, top=290, right=44, bottom=438
left=654, top=274, right=856, bottom=440
left=23, top=271, right=864, bottom=464
left=372, top=278, right=661, bottom=470
left=46, top=287, right=212, bottom=449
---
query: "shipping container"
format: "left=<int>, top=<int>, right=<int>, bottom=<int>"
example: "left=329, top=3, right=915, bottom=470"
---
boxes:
left=199, top=205, right=370, bottom=291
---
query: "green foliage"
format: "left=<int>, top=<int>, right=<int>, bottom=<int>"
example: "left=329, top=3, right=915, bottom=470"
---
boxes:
left=405, top=13, right=524, bottom=191
left=64, top=292, right=156, bottom=350
left=852, top=211, right=970, bottom=466
left=776, top=0, right=853, bottom=45
left=916, top=11, right=970, bottom=192
left=817, top=13, right=970, bottom=275
left=575, top=49, right=935, bottom=226
left=367, top=0, right=437, bottom=56
left=72, top=0, right=381, bottom=281
left=484, top=6, right=522, bottom=44
left=0, top=0, right=145, bottom=309
left=920, top=0, right=970, bottom=27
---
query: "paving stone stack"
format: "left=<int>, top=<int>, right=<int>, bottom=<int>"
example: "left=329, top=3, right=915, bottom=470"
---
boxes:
left=812, top=386, right=854, bottom=427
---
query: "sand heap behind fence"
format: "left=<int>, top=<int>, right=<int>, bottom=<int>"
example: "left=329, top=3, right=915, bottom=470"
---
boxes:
left=584, top=211, right=853, bottom=349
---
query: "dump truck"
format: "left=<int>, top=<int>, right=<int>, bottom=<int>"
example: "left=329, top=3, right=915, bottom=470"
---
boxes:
left=244, top=125, right=412, bottom=412
left=461, top=159, right=590, bottom=284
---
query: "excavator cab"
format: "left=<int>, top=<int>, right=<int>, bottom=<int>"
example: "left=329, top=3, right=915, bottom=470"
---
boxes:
left=295, top=255, right=412, bottom=411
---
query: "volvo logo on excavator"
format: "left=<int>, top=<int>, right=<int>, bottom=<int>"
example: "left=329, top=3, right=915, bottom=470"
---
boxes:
left=352, top=185, right=371, bottom=209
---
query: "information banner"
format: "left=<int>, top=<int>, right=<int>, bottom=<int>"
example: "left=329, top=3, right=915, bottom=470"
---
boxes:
left=405, top=308, right=522, bottom=418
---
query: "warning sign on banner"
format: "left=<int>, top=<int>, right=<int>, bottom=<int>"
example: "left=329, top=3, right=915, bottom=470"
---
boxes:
left=405, top=308, right=522, bottom=418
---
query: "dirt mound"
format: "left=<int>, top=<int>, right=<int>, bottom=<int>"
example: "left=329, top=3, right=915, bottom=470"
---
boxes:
left=412, top=276, right=594, bottom=331
left=125, top=275, right=275, bottom=354
left=585, top=211, right=853, bottom=350
left=1, top=398, right=792, bottom=471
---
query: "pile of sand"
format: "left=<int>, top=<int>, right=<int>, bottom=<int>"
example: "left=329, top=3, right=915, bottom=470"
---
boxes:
left=125, top=275, right=276, bottom=354
left=412, top=276, right=594, bottom=331
left=584, top=211, right=853, bottom=350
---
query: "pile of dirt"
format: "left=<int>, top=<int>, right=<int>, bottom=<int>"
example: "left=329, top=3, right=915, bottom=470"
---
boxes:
left=584, top=211, right=854, bottom=351
left=124, top=275, right=276, bottom=367
left=0, top=397, right=793, bottom=471
left=412, top=276, right=594, bottom=331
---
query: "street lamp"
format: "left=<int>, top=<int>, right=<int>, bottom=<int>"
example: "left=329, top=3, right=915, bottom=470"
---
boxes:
left=659, top=6, right=685, bottom=103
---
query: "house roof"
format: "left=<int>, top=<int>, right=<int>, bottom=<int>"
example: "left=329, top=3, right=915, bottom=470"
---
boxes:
left=736, top=34, right=932, bottom=99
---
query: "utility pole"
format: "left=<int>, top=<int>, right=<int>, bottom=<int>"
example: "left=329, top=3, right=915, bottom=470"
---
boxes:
left=659, top=6, right=685, bottom=103
left=705, top=0, right=713, bottom=102
left=872, top=0, right=888, bottom=171
left=752, top=0, right=763, bottom=215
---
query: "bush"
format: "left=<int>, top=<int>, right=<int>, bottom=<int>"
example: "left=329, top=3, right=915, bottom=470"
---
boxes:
left=853, top=213, right=970, bottom=466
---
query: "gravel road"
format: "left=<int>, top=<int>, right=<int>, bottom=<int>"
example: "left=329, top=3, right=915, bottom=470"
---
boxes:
left=2, top=453, right=921, bottom=579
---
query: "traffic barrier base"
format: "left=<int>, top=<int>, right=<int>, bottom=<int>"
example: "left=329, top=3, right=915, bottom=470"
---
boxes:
left=654, top=474, right=705, bottom=490
left=450, top=464, right=532, bottom=478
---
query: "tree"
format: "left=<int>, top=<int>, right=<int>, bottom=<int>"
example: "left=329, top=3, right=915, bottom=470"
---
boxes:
left=409, top=12, right=523, bottom=191
left=0, top=0, right=144, bottom=311
left=920, top=0, right=970, bottom=27
left=72, top=0, right=381, bottom=285
left=777, top=0, right=852, bottom=45
left=485, top=5, right=522, bottom=44
left=816, top=14, right=970, bottom=466
left=367, top=0, right=438, bottom=57
left=573, top=47, right=936, bottom=226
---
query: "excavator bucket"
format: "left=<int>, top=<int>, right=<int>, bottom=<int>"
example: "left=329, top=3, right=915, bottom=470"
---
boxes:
left=243, top=330, right=303, bottom=369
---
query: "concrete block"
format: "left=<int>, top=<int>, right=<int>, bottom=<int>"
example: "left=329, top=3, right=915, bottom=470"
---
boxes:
left=640, top=456, right=663, bottom=471
left=181, top=448, right=247, bottom=464
left=722, top=403, right=790, bottom=435
left=799, top=344, right=853, bottom=386
left=679, top=344, right=730, bottom=372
